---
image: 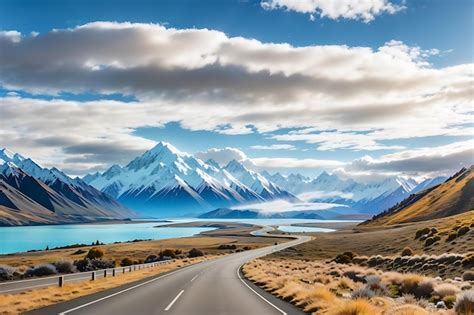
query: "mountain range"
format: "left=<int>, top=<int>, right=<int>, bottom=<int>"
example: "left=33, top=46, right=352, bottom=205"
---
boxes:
left=84, top=141, right=446, bottom=218
left=261, top=170, right=446, bottom=216
left=0, top=142, right=452, bottom=223
left=84, top=142, right=298, bottom=217
left=0, top=148, right=135, bottom=226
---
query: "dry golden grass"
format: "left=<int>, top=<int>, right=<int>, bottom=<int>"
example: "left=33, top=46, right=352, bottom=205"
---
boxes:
left=271, top=211, right=474, bottom=279
left=0, top=255, right=215, bottom=314
left=326, top=299, right=377, bottom=315
left=384, top=304, right=429, bottom=315
left=243, top=258, right=461, bottom=315
left=370, top=169, right=473, bottom=226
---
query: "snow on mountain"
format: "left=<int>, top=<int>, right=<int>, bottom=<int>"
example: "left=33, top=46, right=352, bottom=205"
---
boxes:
left=259, top=169, right=445, bottom=217
left=411, top=176, right=447, bottom=194
left=86, top=142, right=297, bottom=216
left=0, top=147, right=135, bottom=225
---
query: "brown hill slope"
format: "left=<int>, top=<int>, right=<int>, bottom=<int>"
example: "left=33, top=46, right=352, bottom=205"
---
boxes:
left=0, top=165, right=135, bottom=226
left=363, top=166, right=473, bottom=226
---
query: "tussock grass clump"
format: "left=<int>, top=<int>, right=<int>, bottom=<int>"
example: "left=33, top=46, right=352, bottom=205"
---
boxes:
left=400, top=274, right=424, bottom=295
left=387, top=304, right=429, bottom=315
left=326, top=299, right=376, bottom=315
left=243, top=257, right=471, bottom=314
left=433, top=283, right=460, bottom=297
left=455, top=290, right=474, bottom=315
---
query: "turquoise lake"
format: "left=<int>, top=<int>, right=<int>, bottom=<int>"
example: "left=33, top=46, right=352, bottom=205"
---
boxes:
left=0, top=222, right=215, bottom=255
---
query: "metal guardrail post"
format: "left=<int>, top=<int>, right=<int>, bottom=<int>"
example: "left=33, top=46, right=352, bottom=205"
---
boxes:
left=91, top=271, right=95, bottom=281
left=58, top=276, right=64, bottom=287
left=123, top=267, right=126, bottom=274
left=112, top=269, right=116, bottom=277
left=104, top=270, right=107, bottom=278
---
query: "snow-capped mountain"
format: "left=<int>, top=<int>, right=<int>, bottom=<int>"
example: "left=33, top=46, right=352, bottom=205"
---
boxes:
left=84, top=142, right=297, bottom=217
left=0, top=148, right=135, bottom=226
left=261, top=168, right=444, bottom=216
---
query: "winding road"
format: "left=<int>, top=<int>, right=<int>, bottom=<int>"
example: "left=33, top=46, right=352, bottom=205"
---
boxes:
left=10, top=227, right=311, bottom=315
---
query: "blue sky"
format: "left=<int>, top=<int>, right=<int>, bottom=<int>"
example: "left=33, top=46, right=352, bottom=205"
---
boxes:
left=0, top=0, right=472, bottom=178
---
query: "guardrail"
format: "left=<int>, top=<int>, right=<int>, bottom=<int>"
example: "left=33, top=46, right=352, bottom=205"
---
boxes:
left=0, top=259, right=174, bottom=294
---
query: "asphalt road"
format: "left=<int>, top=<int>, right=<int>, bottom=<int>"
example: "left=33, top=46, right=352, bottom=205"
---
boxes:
left=27, top=232, right=310, bottom=315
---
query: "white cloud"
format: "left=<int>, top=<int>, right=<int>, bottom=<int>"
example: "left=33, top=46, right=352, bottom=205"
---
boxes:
left=233, top=199, right=344, bottom=213
left=261, top=0, right=405, bottom=22
left=343, top=140, right=474, bottom=177
left=195, top=147, right=249, bottom=166
left=251, top=157, right=345, bottom=169
left=0, top=22, right=472, bottom=174
left=250, top=144, right=295, bottom=150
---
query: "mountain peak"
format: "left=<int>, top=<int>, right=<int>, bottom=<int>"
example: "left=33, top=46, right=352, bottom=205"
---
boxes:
left=224, top=159, right=246, bottom=172
left=0, top=148, right=25, bottom=164
left=149, top=141, right=183, bottom=156
left=205, top=159, right=220, bottom=169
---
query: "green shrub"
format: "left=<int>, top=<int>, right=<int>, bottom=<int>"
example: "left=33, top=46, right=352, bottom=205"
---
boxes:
left=401, top=247, right=414, bottom=256
left=218, top=244, right=237, bottom=250
left=414, top=280, right=434, bottom=298
left=159, top=249, right=176, bottom=259
left=462, top=270, right=474, bottom=281
left=425, top=236, right=441, bottom=247
left=86, top=248, right=104, bottom=260
left=463, top=254, right=474, bottom=267
left=0, top=265, right=17, bottom=280
left=334, top=254, right=352, bottom=264
left=415, top=228, right=430, bottom=239
left=457, top=226, right=470, bottom=237
left=188, top=248, right=204, bottom=258
left=145, top=255, right=159, bottom=263
left=120, top=258, right=134, bottom=266
left=343, top=251, right=356, bottom=259
left=446, top=232, right=457, bottom=242
left=53, top=261, right=76, bottom=273
left=26, top=264, right=57, bottom=277
left=74, top=258, right=114, bottom=271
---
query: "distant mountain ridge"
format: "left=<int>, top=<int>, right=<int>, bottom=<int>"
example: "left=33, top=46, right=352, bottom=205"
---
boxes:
left=0, top=148, right=135, bottom=226
left=363, top=166, right=474, bottom=226
left=84, top=142, right=298, bottom=217
left=262, top=170, right=445, bottom=216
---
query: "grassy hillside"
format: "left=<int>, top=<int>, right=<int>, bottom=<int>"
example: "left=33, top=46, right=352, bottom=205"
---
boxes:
left=364, top=166, right=473, bottom=226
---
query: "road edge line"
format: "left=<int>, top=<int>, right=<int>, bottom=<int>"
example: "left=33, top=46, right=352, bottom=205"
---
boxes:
left=237, top=263, right=287, bottom=315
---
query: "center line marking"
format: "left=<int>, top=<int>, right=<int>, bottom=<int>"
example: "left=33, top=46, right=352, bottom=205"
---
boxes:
left=164, top=289, right=184, bottom=311
left=190, top=273, right=200, bottom=282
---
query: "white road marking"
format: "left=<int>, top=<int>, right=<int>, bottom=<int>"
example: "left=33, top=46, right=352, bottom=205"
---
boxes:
left=164, top=289, right=184, bottom=311
left=237, top=263, right=287, bottom=315
left=58, top=264, right=198, bottom=315
left=190, top=273, right=200, bottom=282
